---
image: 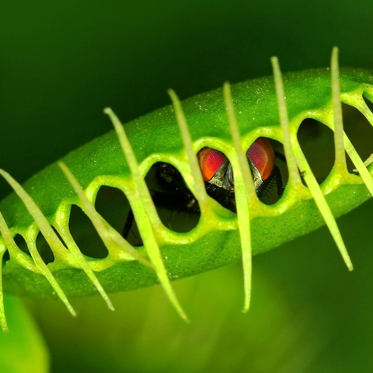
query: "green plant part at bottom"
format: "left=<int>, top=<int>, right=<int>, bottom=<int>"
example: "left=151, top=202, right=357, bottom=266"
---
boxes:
left=1, top=49, right=373, bottom=328
left=0, top=294, right=49, bottom=371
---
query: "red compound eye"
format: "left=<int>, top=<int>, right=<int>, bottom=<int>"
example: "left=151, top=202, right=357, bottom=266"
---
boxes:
left=198, top=147, right=227, bottom=181
left=247, top=137, right=275, bottom=181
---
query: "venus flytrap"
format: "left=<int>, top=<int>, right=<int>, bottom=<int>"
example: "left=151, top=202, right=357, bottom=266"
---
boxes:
left=0, top=49, right=372, bottom=330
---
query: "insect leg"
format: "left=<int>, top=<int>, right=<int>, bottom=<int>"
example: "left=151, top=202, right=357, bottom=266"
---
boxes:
left=271, top=165, right=284, bottom=196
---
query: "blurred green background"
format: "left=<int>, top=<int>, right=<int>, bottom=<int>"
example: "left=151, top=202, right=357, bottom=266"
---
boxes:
left=1, top=1, right=373, bottom=372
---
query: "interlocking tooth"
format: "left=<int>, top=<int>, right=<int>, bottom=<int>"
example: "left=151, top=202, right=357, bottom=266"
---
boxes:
left=104, top=108, right=189, bottom=323
left=0, top=170, right=77, bottom=316
left=271, top=57, right=302, bottom=192
left=168, top=90, right=208, bottom=207
left=53, top=217, right=115, bottom=311
left=330, top=48, right=373, bottom=197
left=58, top=162, right=153, bottom=270
left=223, top=82, right=254, bottom=313
left=0, top=243, right=8, bottom=332
left=272, top=50, right=353, bottom=271
left=331, top=47, right=373, bottom=195
left=343, top=135, right=373, bottom=196
left=331, top=47, right=349, bottom=176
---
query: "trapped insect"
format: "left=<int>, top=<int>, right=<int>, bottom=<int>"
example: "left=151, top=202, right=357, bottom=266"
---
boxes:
left=197, top=137, right=284, bottom=212
left=123, top=137, right=284, bottom=244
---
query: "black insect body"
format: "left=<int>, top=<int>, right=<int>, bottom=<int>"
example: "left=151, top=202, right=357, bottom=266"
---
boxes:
left=123, top=138, right=284, bottom=244
left=197, top=137, right=284, bottom=212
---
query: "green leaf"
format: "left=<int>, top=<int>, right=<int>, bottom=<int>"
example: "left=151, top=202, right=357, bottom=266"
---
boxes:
left=0, top=295, right=49, bottom=373
left=0, top=63, right=373, bottom=322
